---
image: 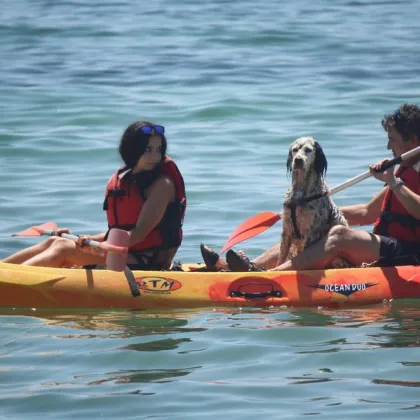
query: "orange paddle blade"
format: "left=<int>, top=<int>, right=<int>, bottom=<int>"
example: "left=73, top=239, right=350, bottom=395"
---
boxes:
left=11, top=222, right=58, bottom=237
left=220, top=212, right=281, bottom=254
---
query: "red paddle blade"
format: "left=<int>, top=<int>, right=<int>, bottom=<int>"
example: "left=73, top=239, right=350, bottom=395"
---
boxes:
left=220, top=225, right=275, bottom=254
left=103, top=229, right=129, bottom=272
left=220, top=212, right=281, bottom=254
left=11, top=222, right=58, bottom=237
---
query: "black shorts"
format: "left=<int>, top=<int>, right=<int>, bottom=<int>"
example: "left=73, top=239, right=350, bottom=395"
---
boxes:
left=128, top=251, right=158, bottom=270
left=378, top=236, right=420, bottom=259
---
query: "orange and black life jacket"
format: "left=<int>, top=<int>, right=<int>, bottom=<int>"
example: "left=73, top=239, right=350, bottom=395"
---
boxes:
left=373, top=165, right=420, bottom=241
left=103, top=157, right=186, bottom=252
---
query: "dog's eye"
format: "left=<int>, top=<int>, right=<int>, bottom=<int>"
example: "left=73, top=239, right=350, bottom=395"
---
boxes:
left=304, top=148, right=312, bottom=153
left=292, top=148, right=299, bottom=153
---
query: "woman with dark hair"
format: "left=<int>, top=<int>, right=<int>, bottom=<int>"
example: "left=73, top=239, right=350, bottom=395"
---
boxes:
left=4, top=121, right=186, bottom=270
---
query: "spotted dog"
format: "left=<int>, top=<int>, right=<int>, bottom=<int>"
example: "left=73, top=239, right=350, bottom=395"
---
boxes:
left=278, top=137, right=350, bottom=268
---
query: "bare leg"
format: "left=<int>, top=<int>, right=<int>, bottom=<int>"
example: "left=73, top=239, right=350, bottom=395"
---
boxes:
left=3, top=237, right=60, bottom=264
left=251, top=242, right=280, bottom=269
left=22, top=238, right=105, bottom=268
left=272, top=226, right=381, bottom=271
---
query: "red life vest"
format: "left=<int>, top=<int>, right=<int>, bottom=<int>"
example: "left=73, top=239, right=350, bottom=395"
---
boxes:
left=103, top=157, right=186, bottom=252
left=373, top=165, right=420, bottom=241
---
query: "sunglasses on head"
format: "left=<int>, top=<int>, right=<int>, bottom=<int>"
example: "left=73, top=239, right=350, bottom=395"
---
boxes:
left=138, top=125, right=165, bottom=136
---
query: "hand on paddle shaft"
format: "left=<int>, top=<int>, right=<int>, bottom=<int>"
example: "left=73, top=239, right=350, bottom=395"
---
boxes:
left=369, top=158, right=397, bottom=184
left=11, top=222, right=128, bottom=271
left=11, top=222, right=140, bottom=297
left=75, top=233, right=105, bottom=257
left=39, top=228, right=101, bottom=256
left=220, top=146, right=420, bottom=253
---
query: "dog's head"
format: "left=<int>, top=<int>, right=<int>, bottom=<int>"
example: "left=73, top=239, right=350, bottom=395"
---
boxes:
left=286, top=137, right=328, bottom=178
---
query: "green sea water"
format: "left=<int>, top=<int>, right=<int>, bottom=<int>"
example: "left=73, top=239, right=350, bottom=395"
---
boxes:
left=1, top=0, right=420, bottom=418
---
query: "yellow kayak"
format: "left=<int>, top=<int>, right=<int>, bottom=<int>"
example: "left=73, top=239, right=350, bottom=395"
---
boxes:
left=1, top=261, right=420, bottom=309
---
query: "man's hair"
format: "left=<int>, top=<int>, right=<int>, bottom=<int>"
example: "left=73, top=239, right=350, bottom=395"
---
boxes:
left=382, top=104, right=420, bottom=141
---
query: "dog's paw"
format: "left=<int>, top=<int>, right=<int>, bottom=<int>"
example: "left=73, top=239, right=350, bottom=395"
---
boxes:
left=330, top=257, right=353, bottom=269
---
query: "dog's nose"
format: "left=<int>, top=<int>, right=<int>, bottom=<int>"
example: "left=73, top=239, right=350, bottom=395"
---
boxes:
left=294, top=157, right=304, bottom=167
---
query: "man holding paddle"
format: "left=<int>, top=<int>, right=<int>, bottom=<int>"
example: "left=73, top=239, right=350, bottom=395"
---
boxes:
left=203, top=104, right=420, bottom=271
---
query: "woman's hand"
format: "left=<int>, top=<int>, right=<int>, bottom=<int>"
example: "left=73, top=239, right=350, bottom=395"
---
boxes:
left=55, top=228, right=73, bottom=236
left=76, top=234, right=92, bottom=247
left=369, top=159, right=396, bottom=185
left=76, top=235, right=103, bottom=256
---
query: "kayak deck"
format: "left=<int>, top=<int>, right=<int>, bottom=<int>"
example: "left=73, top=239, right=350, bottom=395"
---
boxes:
left=0, top=262, right=420, bottom=309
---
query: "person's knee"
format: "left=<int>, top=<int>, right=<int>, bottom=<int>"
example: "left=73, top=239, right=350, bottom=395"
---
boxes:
left=43, top=236, right=60, bottom=247
left=49, top=238, right=75, bottom=257
left=326, top=225, right=352, bottom=252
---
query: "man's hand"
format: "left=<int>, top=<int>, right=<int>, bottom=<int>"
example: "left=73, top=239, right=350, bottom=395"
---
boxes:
left=369, top=159, right=396, bottom=185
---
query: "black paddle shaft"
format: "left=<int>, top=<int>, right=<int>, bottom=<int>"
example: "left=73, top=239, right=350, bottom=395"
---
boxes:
left=376, top=155, right=402, bottom=173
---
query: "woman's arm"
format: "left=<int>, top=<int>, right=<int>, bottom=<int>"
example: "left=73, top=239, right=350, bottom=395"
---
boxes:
left=128, top=176, right=175, bottom=246
left=89, top=232, right=107, bottom=242
left=56, top=230, right=106, bottom=243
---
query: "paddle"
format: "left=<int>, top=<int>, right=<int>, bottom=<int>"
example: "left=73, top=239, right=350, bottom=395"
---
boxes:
left=12, top=222, right=140, bottom=297
left=220, top=145, right=420, bottom=253
left=12, top=222, right=128, bottom=269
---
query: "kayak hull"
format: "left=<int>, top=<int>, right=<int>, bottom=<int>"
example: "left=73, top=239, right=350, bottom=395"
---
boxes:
left=0, top=262, right=419, bottom=309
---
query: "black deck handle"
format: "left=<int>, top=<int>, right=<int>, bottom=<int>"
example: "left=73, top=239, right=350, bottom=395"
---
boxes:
left=230, top=283, right=282, bottom=299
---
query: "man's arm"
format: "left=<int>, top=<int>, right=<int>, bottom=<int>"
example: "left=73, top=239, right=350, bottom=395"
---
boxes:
left=340, top=188, right=387, bottom=226
left=389, top=183, right=420, bottom=219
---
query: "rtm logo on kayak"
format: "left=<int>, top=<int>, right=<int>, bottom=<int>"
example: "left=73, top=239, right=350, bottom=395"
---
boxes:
left=136, top=277, right=182, bottom=293
left=309, top=282, right=378, bottom=297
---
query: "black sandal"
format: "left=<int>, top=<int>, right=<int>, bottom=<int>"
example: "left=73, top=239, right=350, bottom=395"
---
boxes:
left=226, top=250, right=265, bottom=272
left=200, top=243, right=220, bottom=271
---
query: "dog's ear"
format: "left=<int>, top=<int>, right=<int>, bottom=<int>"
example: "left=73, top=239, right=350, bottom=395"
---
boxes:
left=286, top=149, right=293, bottom=174
left=314, top=141, right=328, bottom=177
